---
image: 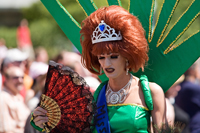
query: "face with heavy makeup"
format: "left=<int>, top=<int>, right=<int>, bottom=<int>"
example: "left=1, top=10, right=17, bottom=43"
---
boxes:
left=97, top=53, right=127, bottom=79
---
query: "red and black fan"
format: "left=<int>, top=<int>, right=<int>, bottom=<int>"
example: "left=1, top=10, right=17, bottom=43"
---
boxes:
left=39, top=60, right=94, bottom=133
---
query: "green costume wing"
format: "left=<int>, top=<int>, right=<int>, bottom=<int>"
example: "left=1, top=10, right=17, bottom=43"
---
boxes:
left=40, top=0, right=82, bottom=51
left=134, top=0, right=200, bottom=92
left=40, top=0, right=200, bottom=92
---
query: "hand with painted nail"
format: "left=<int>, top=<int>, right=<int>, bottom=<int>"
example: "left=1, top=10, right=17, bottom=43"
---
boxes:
left=33, top=106, right=48, bottom=128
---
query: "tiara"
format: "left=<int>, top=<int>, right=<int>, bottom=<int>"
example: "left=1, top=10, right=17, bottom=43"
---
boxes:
left=91, top=20, right=122, bottom=44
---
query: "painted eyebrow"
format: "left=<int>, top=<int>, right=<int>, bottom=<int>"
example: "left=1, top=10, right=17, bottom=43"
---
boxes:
left=99, top=53, right=119, bottom=56
left=111, top=53, right=119, bottom=55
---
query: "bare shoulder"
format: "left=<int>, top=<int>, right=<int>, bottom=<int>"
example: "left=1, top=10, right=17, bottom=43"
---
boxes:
left=148, top=82, right=164, bottom=96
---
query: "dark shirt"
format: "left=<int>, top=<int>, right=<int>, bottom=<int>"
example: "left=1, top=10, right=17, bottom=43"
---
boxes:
left=190, top=112, right=200, bottom=133
left=176, top=81, right=200, bottom=132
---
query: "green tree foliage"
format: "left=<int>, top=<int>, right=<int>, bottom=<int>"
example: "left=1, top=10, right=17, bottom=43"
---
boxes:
left=21, top=0, right=86, bottom=58
left=0, top=26, right=17, bottom=48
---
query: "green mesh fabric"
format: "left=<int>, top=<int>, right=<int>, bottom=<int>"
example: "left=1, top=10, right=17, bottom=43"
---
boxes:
left=129, top=0, right=153, bottom=39
left=107, top=0, right=122, bottom=6
left=40, top=0, right=200, bottom=92
left=133, top=0, right=200, bottom=92
left=77, top=0, right=97, bottom=16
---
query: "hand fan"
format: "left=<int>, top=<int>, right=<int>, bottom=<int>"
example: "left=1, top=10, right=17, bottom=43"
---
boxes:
left=39, top=60, right=94, bottom=133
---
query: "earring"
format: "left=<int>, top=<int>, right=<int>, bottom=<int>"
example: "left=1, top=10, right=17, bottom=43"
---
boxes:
left=100, top=66, right=102, bottom=75
left=126, top=68, right=129, bottom=75
left=126, top=60, right=129, bottom=75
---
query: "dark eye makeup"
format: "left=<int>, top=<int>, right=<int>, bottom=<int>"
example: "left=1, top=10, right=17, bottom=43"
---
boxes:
left=111, top=55, right=119, bottom=59
left=98, top=56, right=105, bottom=60
left=98, top=53, right=119, bottom=60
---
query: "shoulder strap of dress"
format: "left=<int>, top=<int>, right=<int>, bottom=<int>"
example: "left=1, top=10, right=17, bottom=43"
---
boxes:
left=139, top=75, right=153, bottom=111
left=93, top=80, right=108, bottom=103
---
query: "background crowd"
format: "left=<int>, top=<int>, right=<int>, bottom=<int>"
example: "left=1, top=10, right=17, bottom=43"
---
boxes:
left=0, top=24, right=101, bottom=132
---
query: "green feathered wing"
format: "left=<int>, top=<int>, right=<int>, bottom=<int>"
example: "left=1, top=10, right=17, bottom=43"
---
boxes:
left=40, top=0, right=200, bottom=92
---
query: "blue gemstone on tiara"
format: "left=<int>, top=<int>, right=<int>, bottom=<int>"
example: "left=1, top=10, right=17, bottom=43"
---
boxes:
left=99, top=24, right=105, bottom=32
left=91, top=20, right=122, bottom=44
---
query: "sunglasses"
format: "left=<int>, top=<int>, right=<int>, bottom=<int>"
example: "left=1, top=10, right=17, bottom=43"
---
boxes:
left=9, top=76, right=24, bottom=80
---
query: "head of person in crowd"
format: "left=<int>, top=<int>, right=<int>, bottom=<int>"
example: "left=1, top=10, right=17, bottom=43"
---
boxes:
left=54, top=50, right=92, bottom=77
left=0, top=38, right=6, bottom=46
left=54, top=50, right=78, bottom=70
left=20, top=18, right=29, bottom=27
left=34, top=46, right=49, bottom=64
left=1, top=48, right=28, bottom=74
left=4, top=66, right=24, bottom=95
left=29, top=61, right=48, bottom=80
left=165, top=75, right=185, bottom=100
left=1, top=48, right=33, bottom=94
left=184, top=58, right=200, bottom=84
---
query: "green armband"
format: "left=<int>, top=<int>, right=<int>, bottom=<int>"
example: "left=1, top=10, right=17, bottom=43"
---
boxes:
left=30, top=112, right=45, bottom=132
left=140, top=75, right=153, bottom=111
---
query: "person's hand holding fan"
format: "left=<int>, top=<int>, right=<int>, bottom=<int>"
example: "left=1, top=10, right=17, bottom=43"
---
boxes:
left=32, top=60, right=94, bottom=133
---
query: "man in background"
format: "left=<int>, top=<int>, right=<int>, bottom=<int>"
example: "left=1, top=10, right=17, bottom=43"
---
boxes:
left=1, top=48, right=33, bottom=99
left=176, top=59, right=200, bottom=133
left=165, top=75, right=190, bottom=133
left=0, top=66, right=30, bottom=133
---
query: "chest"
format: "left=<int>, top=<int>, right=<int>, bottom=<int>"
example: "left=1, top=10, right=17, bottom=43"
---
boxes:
left=4, top=93, right=30, bottom=120
left=123, top=85, right=148, bottom=109
left=107, top=105, right=150, bottom=133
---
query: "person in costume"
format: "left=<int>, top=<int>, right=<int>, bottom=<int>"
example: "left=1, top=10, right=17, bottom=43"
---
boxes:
left=31, top=5, right=167, bottom=132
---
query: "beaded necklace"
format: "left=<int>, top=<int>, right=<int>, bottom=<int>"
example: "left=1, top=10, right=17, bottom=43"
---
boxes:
left=106, top=74, right=133, bottom=104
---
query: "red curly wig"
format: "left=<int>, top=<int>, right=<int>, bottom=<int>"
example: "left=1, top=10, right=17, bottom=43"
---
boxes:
left=80, top=5, right=149, bottom=75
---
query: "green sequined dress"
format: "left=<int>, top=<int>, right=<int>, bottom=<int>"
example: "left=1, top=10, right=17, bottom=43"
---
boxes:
left=93, top=75, right=152, bottom=133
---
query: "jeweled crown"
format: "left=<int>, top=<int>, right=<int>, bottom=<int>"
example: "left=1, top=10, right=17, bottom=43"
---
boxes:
left=91, top=20, right=122, bottom=44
